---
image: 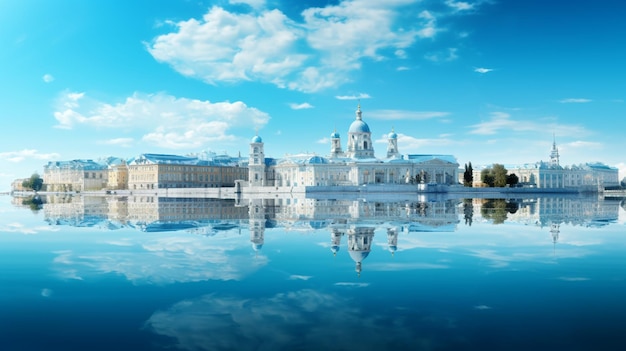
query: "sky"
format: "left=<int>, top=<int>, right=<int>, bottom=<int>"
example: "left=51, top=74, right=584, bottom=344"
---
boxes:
left=1, top=0, right=625, bottom=191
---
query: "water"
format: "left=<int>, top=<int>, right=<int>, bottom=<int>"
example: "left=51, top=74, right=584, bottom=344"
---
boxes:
left=1, top=194, right=626, bottom=351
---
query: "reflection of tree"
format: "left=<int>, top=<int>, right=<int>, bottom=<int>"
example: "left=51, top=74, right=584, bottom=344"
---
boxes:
left=463, top=199, right=473, bottom=226
left=21, top=195, right=44, bottom=212
left=481, top=199, right=519, bottom=224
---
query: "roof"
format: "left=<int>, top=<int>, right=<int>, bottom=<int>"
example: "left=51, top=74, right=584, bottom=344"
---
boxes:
left=406, top=154, right=458, bottom=165
left=44, top=159, right=108, bottom=171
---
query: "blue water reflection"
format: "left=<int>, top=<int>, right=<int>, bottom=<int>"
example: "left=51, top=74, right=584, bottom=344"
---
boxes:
left=1, top=194, right=626, bottom=350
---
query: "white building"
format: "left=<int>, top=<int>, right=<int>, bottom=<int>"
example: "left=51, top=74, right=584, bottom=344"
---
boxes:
left=467, top=138, right=619, bottom=189
left=248, top=104, right=459, bottom=189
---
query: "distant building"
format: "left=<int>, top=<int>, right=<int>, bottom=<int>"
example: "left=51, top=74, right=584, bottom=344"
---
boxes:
left=247, top=104, right=459, bottom=188
left=43, top=159, right=109, bottom=192
left=127, top=153, right=247, bottom=190
left=468, top=138, right=619, bottom=189
left=10, top=178, right=29, bottom=192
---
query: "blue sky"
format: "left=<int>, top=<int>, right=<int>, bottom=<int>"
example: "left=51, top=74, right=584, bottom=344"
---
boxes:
left=1, top=0, right=625, bottom=190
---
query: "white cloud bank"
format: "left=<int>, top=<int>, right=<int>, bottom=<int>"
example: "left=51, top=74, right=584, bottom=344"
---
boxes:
left=53, top=91, right=270, bottom=150
left=147, top=1, right=485, bottom=92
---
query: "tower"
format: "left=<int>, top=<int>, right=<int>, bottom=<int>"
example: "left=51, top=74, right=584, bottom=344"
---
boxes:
left=346, top=104, right=374, bottom=159
left=550, top=134, right=560, bottom=167
left=330, top=129, right=343, bottom=158
left=386, top=127, right=400, bottom=159
left=249, top=133, right=265, bottom=186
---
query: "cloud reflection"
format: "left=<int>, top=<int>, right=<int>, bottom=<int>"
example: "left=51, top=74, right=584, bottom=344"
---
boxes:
left=145, top=289, right=437, bottom=351
left=51, top=235, right=265, bottom=284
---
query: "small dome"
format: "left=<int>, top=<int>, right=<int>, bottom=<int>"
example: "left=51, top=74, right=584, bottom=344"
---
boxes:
left=331, top=131, right=341, bottom=138
left=389, top=131, right=397, bottom=139
left=349, top=120, right=371, bottom=133
left=251, top=135, right=262, bottom=143
left=306, top=155, right=329, bottom=164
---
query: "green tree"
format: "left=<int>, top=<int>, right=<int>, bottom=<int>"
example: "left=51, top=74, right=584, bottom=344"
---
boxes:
left=492, top=164, right=508, bottom=187
left=463, top=162, right=473, bottom=187
left=22, top=173, right=44, bottom=192
left=480, top=164, right=508, bottom=187
left=506, top=173, right=519, bottom=187
left=481, top=168, right=494, bottom=187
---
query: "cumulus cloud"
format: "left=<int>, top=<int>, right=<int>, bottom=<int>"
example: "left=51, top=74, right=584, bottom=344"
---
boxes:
left=42, top=74, right=54, bottom=83
left=288, top=102, right=313, bottom=110
left=559, top=98, right=592, bottom=103
left=53, top=91, right=270, bottom=150
left=0, top=149, right=60, bottom=163
left=146, top=1, right=478, bottom=92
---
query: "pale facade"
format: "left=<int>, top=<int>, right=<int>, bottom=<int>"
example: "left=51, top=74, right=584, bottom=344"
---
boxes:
left=128, top=153, right=247, bottom=190
left=43, top=160, right=109, bottom=192
left=249, top=105, right=459, bottom=188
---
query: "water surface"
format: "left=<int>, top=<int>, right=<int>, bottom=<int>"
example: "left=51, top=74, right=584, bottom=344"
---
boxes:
left=1, top=194, right=625, bottom=351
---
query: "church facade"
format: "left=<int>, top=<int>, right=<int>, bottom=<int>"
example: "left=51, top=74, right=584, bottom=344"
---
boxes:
left=248, top=105, right=459, bottom=189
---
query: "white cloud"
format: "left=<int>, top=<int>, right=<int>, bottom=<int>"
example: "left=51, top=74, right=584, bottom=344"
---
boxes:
left=42, top=74, right=54, bottom=83
left=335, top=93, right=371, bottom=100
left=289, top=102, right=313, bottom=110
left=468, top=112, right=592, bottom=138
left=146, top=1, right=475, bottom=92
left=425, top=48, right=458, bottom=62
left=446, top=0, right=475, bottom=11
left=53, top=91, right=270, bottom=150
left=474, top=67, right=493, bottom=73
left=0, top=149, right=60, bottom=163
left=367, top=109, right=449, bottom=120
left=559, top=98, right=592, bottom=103
left=100, top=138, right=134, bottom=148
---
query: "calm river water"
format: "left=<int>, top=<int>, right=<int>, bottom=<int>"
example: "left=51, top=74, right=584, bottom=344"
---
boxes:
left=1, top=193, right=625, bottom=351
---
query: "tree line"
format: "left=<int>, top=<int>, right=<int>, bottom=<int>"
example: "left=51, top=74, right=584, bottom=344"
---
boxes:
left=463, top=162, right=519, bottom=187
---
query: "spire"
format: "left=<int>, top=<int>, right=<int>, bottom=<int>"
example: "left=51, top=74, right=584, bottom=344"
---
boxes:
left=550, top=133, right=560, bottom=167
left=355, top=102, right=362, bottom=120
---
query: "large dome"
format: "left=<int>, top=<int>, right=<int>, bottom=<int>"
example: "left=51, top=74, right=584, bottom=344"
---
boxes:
left=349, top=119, right=371, bottom=133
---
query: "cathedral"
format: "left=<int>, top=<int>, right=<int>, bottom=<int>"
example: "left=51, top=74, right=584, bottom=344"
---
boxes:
left=248, top=104, right=460, bottom=189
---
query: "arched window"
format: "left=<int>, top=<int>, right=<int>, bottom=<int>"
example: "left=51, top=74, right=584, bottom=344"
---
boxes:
left=364, top=141, right=368, bottom=149
left=253, top=147, right=259, bottom=153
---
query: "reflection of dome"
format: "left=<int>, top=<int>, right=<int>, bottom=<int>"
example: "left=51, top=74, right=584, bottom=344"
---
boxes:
left=309, top=220, right=328, bottom=229
left=388, top=245, right=397, bottom=254
left=331, top=245, right=340, bottom=255
left=251, top=135, right=262, bottom=143
left=349, top=250, right=370, bottom=263
left=349, top=119, right=370, bottom=133
left=252, top=243, right=263, bottom=251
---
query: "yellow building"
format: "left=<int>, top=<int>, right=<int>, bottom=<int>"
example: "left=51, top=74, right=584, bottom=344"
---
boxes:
left=127, top=153, right=247, bottom=190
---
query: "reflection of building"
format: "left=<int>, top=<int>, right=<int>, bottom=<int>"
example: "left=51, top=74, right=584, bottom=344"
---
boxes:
left=347, top=226, right=375, bottom=276
left=247, top=104, right=459, bottom=189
